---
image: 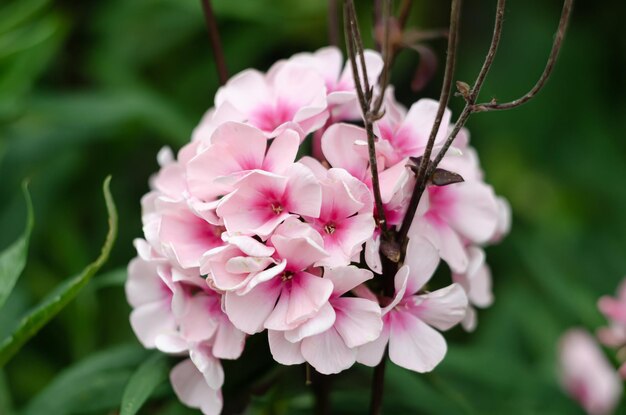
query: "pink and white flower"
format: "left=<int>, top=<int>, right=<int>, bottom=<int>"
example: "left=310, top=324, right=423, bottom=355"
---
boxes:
left=215, top=163, right=321, bottom=238
left=186, top=122, right=301, bottom=203
left=215, top=61, right=328, bottom=136
left=357, top=237, right=467, bottom=372
left=170, top=344, right=224, bottom=415
left=223, top=219, right=333, bottom=334
left=374, top=98, right=452, bottom=166
left=269, top=265, right=383, bottom=374
left=409, top=152, right=500, bottom=273
left=291, top=46, right=383, bottom=120
left=559, top=329, right=622, bottom=415
left=127, top=45, right=512, bottom=414
left=303, top=168, right=375, bottom=267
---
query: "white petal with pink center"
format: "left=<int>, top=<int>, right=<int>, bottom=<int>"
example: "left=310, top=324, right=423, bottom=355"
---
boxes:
left=217, top=164, right=321, bottom=238
left=304, top=168, right=375, bottom=267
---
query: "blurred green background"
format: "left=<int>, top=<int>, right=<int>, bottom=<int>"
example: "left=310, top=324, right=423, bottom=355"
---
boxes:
left=1, top=0, right=625, bottom=413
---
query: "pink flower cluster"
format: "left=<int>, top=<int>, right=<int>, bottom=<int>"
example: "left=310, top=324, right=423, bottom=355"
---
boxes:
left=559, top=278, right=626, bottom=415
left=126, top=47, right=510, bottom=414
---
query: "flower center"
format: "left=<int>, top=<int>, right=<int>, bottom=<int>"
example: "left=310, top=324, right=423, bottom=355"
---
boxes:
left=323, top=223, right=336, bottom=235
left=281, top=270, right=294, bottom=282
left=271, top=203, right=283, bottom=215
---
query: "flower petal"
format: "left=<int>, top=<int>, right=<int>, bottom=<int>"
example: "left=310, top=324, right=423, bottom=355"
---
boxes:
left=411, top=283, right=468, bottom=331
left=268, top=330, right=305, bottom=365
left=388, top=311, right=447, bottom=373
left=301, top=328, right=357, bottom=375
left=170, top=359, right=223, bottom=415
left=333, top=297, right=382, bottom=348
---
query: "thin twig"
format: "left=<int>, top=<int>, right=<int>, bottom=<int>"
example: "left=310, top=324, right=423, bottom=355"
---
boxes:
left=398, top=0, right=413, bottom=29
left=312, top=370, right=333, bottom=415
left=468, top=0, right=506, bottom=103
left=474, top=0, right=572, bottom=111
left=398, top=0, right=463, bottom=245
left=372, top=0, right=393, bottom=115
left=423, top=0, right=507, bottom=176
left=369, top=355, right=387, bottom=415
left=200, top=0, right=228, bottom=85
left=349, top=3, right=373, bottom=103
left=344, top=4, right=369, bottom=115
left=328, top=0, right=340, bottom=47
left=374, top=0, right=383, bottom=50
left=344, top=0, right=388, bottom=233
left=427, top=0, right=571, bottom=175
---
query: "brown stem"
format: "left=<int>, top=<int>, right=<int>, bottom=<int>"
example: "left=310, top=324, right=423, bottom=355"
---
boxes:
left=349, top=2, right=373, bottom=103
left=372, top=0, right=393, bottom=115
left=468, top=0, right=506, bottom=103
left=428, top=0, right=572, bottom=175
left=344, top=0, right=388, bottom=234
left=200, top=0, right=228, bottom=85
left=398, top=0, right=463, bottom=246
left=328, top=0, right=340, bottom=47
left=369, top=354, right=387, bottom=415
left=398, top=0, right=413, bottom=29
left=424, top=0, right=507, bottom=176
left=474, top=0, right=572, bottom=111
left=312, top=371, right=333, bottom=415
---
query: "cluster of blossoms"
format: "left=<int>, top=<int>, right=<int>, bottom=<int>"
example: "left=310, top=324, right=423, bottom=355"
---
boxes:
left=126, top=47, right=510, bottom=414
left=559, top=278, right=626, bottom=415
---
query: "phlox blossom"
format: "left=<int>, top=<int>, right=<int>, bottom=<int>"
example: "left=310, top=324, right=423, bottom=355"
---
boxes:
left=126, top=45, right=511, bottom=415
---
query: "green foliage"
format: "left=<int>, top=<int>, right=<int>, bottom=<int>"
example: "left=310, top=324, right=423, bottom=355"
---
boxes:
left=0, top=183, right=33, bottom=310
left=22, top=344, right=147, bottom=415
left=0, top=177, right=117, bottom=367
left=120, top=352, right=169, bottom=415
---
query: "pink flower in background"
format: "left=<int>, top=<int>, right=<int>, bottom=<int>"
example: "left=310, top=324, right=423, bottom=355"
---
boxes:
left=559, top=329, right=622, bottom=415
left=599, top=279, right=626, bottom=327
left=596, top=277, right=626, bottom=381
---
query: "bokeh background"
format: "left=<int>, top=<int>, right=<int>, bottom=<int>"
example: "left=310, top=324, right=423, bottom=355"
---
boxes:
left=1, top=0, right=625, bottom=413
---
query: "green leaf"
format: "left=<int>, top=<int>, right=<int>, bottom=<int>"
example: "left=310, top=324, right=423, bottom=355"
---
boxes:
left=0, top=370, right=14, bottom=415
left=0, top=176, right=117, bottom=367
left=120, top=352, right=169, bottom=415
left=0, top=0, right=51, bottom=35
left=22, top=344, right=147, bottom=415
left=93, top=267, right=127, bottom=290
left=0, top=182, right=33, bottom=310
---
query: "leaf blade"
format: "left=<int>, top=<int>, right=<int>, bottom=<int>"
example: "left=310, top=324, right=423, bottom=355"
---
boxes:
left=0, top=181, right=33, bottom=310
left=22, top=344, right=147, bottom=415
left=0, top=176, right=117, bottom=367
left=120, top=353, right=169, bottom=415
